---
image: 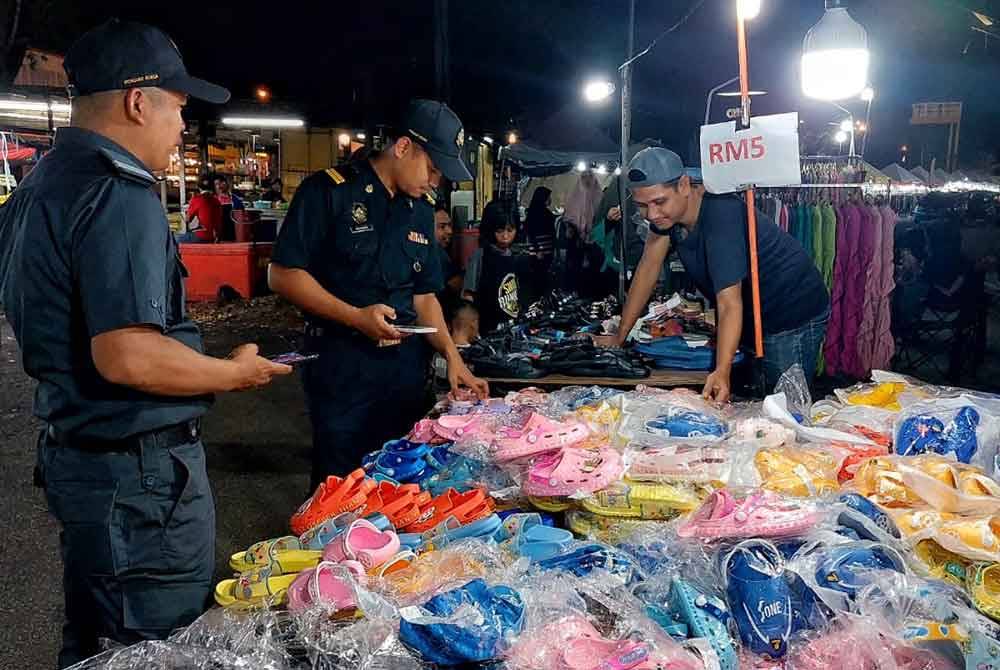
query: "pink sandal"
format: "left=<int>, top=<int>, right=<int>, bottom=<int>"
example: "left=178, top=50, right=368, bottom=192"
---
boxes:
left=494, top=413, right=590, bottom=461
left=627, top=444, right=730, bottom=484
left=677, top=489, right=820, bottom=540
left=433, top=415, right=488, bottom=442
left=322, top=518, right=401, bottom=569
left=524, top=446, right=623, bottom=497
left=285, top=561, right=366, bottom=613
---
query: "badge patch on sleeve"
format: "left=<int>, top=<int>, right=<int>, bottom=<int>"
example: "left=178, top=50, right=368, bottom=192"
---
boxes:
left=349, top=203, right=373, bottom=233
left=407, top=231, right=429, bottom=245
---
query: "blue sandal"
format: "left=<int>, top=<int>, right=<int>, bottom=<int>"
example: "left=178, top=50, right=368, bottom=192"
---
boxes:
left=724, top=539, right=795, bottom=659
left=669, top=577, right=737, bottom=670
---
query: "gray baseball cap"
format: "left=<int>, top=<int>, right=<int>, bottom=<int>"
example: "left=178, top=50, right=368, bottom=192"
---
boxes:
left=627, top=147, right=688, bottom=188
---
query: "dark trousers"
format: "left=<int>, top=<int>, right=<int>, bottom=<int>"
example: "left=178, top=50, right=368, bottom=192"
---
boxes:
left=38, top=434, right=215, bottom=668
left=302, top=333, right=430, bottom=491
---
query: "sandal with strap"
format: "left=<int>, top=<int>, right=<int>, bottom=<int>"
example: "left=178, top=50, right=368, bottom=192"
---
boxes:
left=677, top=489, right=820, bottom=540
left=581, top=478, right=704, bottom=519
left=290, top=469, right=374, bottom=536
left=286, top=560, right=367, bottom=613
left=214, top=569, right=299, bottom=609
left=524, top=445, right=623, bottom=497
left=323, top=518, right=401, bottom=570
left=494, top=413, right=589, bottom=461
left=403, top=488, right=494, bottom=534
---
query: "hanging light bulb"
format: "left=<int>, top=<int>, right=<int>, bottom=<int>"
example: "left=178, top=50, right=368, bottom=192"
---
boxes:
left=801, top=1, right=870, bottom=101
left=839, top=119, right=853, bottom=132
left=576, top=161, right=588, bottom=172
left=834, top=130, right=849, bottom=144
left=737, top=0, right=761, bottom=20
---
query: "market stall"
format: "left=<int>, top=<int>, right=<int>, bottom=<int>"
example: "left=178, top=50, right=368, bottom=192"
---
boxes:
left=70, top=367, right=1000, bottom=669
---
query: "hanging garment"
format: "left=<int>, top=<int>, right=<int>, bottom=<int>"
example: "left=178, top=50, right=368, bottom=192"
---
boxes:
left=820, top=203, right=837, bottom=289
left=825, top=204, right=861, bottom=376
left=801, top=204, right=815, bottom=262
left=857, top=206, right=884, bottom=375
left=563, top=173, right=603, bottom=240
left=844, top=205, right=875, bottom=378
left=780, top=204, right=789, bottom=233
left=811, top=205, right=824, bottom=270
left=871, top=207, right=897, bottom=370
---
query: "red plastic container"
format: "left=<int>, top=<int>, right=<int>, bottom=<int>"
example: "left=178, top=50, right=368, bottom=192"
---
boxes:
left=179, top=242, right=273, bottom=301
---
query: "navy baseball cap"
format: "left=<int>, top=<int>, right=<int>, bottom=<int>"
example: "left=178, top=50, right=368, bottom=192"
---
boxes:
left=627, top=147, right=690, bottom=188
left=403, top=99, right=474, bottom=183
left=64, top=19, right=230, bottom=104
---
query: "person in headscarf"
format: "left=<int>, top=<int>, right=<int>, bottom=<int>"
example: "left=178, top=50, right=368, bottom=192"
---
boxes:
left=563, top=172, right=603, bottom=240
left=524, top=186, right=557, bottom=264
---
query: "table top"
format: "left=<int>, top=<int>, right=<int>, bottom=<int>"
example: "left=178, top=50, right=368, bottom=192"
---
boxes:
left=483, top=368, right=709, bottom=388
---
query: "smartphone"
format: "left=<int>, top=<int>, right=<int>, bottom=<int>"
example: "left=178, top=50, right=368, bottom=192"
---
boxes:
left=269, top=352, right=320, bottom=366
left=394, top=325, right=438, bottom=334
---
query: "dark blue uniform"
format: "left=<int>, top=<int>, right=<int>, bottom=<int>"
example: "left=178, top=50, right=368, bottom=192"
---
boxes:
left=1, top=127, right=214, bottom=667
left=272, top=162, right=443, bottom=487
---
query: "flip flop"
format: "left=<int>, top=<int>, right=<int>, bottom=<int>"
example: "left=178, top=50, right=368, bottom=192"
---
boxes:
left=403, top=488, right=494, bottom=534
left=286, top=560, right=366, bottom=613
left=494, top=413, right=590, bottom=461
left=581, top=479, right=704, bottom=519
left=290, top=469, right=374, bottom=536
left=677, top=489, right=820, bottom=540
left=755, top=447, right=840, bottom=498
left=322, top=518, right=401, bottom=570
left=524, top=446, right=623, bottom=497
left=214, top=570, right=299, bottom=609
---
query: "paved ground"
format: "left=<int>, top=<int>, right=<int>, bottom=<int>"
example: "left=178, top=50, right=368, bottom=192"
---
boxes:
left=0, top=300, right=316, bottom=670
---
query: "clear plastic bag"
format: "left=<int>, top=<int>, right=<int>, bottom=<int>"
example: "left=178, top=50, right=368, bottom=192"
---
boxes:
left=893, top=397, right=1000, bottom=474
left=773, top=364, right=813, bottom=423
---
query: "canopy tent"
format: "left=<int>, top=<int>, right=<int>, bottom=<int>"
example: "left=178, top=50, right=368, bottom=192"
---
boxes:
left=951, top=170, right=969, bottom=182
left=500, top=143, right=619, bottom=177
left=860, top=161, right=890, bottom=184
left=499, top=104, right=619, bottom=177
left=910, top=166, right=931, bottom=184
left=932, top=168, right=952, bottom=185
left=881, top=163, right=922, bottom=184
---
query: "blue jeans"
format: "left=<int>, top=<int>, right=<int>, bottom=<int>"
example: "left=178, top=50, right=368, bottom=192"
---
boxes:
left=758, top=307, right=830, bottom=395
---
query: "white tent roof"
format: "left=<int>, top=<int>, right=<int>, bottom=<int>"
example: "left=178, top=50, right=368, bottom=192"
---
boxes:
left=910, top=166, right=930, bottom=183
left=951, top=171, right=969, bottom=181
left=881, top=163, right=922, bottom=183
left=933, top=168, right=952, bottom=184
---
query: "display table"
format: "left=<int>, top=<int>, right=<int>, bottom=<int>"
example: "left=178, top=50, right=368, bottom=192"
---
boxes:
left=483, top=368, right=709, bottom=388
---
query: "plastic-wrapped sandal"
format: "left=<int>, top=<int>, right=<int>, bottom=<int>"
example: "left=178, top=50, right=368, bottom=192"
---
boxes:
left=286, top=560, right=366, bottom=613
left=494, top=413, right=590, bottom=461
left=677, top=489, right=820, bottom=540
left=322, top=518, right=401, bottom=570
left=524, top=446, right=623, bottom=497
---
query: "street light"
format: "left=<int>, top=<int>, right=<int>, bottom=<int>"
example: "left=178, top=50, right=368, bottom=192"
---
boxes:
left=860, top=86, right=874, bottom=102
left=840, top=119, right=853, bottom=132
left=507, top=131, right=518, bottom=145
left=802, top=1, right=870, bottom=101
left=255, top=86, right=272, bottom=103
left=583, top=79, right=615, bottom=104
left=737, top=0, right=761, bottom=20
left=835, top=129, right=848, bottom=154
left=221, top=117, right=304, bottom=128
left=575, top=161, right=588, bottom=172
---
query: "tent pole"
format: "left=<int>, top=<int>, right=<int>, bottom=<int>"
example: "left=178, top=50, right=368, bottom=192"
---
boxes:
left=737, top=9, right=764, bottom=358
left=617, top=0, right=635, bottom=306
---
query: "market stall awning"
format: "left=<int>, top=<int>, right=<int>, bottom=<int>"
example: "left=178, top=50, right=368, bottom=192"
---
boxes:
left=499, top=143, right=619, bottom=177
left=881, top=163, right=922, bottom=183
left=2, top=146, right=37, bottom=163
left=910, top=166, right=931, bottom=183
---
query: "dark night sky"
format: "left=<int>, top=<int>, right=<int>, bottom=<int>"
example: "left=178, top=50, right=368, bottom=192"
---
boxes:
left=8, top=0, right=1000, bottom=171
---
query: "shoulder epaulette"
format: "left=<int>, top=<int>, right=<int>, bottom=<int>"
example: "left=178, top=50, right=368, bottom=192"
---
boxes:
left=97, top=147, right=156, bottom=186
left=325, top=168, right=345, bottom=185
left=423, top=192, right=436, bottom=206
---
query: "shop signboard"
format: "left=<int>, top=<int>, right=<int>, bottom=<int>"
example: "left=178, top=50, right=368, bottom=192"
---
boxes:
left=699, top=112, right=801, bottom=194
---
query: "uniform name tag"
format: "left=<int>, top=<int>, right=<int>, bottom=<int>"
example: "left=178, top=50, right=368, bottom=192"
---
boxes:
left=407, top=231, right=429, bottom=245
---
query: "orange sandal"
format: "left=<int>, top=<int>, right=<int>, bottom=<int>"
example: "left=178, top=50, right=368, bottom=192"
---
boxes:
left=359, top=482, right=431, bottom=529
left=403, top=488, right=494, bottom=534
left=290, top=469, right=375, bottom=535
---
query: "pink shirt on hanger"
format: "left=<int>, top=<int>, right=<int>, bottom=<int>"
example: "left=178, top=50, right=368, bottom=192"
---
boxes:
left=857, top=205, right=883, bottom=375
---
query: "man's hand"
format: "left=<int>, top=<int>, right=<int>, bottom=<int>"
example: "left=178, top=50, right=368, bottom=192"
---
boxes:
left=351, top=304, right=404, bottom=342
left=607, top=206, right=622, bottom=222
left=590, top=334, right=623, bottom=348
left=229, top=344, right=293, bottom=391
left=447, top=356, right=489, bottom=400
left=702, top=367, right=732, bottom=404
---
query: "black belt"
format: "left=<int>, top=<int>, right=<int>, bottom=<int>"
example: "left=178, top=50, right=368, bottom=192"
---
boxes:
left=45, top=419, right=202, bottom=452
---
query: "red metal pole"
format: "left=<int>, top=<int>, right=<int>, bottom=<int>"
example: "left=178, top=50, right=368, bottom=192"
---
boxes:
left=737, top=12, right=764, bottom=358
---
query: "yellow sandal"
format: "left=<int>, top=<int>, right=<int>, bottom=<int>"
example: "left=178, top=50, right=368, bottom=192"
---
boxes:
left=969, top=563, right=1000, bottom=622
left=214, top=570, right=299, bottom=609
left=581, top=479, right=704, bottom=520
left=914, top=539, right=972, bottom=587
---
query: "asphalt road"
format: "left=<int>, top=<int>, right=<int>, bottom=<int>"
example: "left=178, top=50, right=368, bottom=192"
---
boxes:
left=0, top=317, right=315, bottom=670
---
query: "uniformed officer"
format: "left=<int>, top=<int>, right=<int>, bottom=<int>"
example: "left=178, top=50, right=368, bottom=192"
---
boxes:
left=270, top=100, right=489, bottom=488
left=0, top=20, right=291, bottom=668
